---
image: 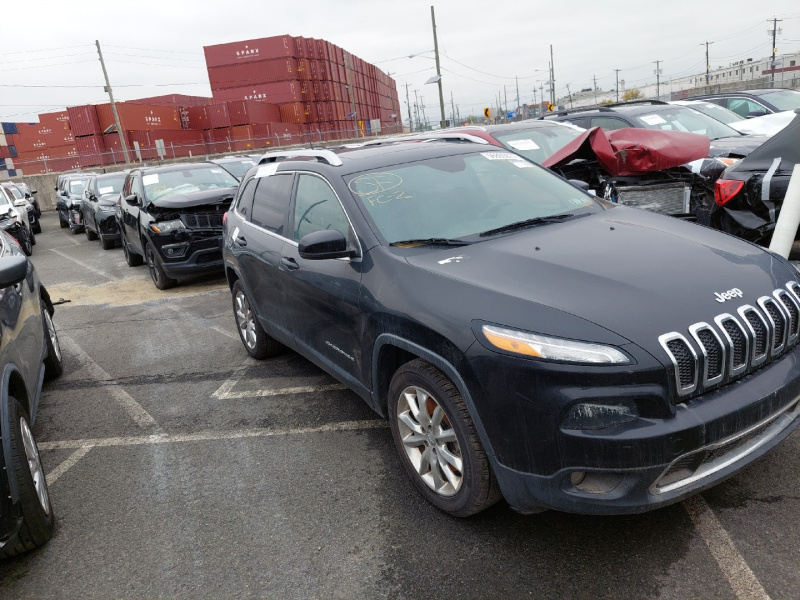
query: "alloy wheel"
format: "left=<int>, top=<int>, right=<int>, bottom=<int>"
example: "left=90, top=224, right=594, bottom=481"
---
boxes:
left=20, top=417, right=50, bottom=515
left=396, top=385, right=463, bottom=497
left=43, top=309, right=61, bottom=363
left=234, top=290, right=257, bottom=350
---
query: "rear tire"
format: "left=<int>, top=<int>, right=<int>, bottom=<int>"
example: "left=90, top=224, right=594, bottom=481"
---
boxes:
left=101, top=237, right=115, bottom=250
left=19, top=228, right=33, bottom=256
left=59, top=216, right=68, bottom=229
left=33, top=222, right=41, bottom=234
left=0, top=397, right=54, bottom=558
left=231, top=280, right=283, bottom=359
left=42, top=300, right=63, bottom=380
left=388, top=359, right=502, bottom=517
left=121, top=230, right=143, bottom=267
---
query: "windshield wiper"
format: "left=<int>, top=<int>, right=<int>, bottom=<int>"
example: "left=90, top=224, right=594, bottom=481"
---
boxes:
left=390, top=237, right=471, bottom=247
left=479, top=214, right=574, bottom=237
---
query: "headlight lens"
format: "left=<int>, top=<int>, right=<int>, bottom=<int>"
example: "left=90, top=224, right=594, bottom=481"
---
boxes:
left=482, top=324, right=630, bottom=364
left=98, top=205, right=116, bottom=212
left=150, top=219, right=184, bottom=234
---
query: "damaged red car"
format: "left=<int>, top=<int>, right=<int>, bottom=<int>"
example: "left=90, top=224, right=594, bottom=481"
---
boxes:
left=116, top=163, right=239, bottom=289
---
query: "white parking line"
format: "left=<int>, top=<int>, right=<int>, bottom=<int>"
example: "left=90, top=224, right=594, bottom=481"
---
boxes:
left=684, top=496, right=771, bottom=600
left=60, top=334, right=157, bottom=428
left=165, top=304, right=238, bottom=341
left=49, top=248, right=121, bottom=281
left=220, top=383, right=348, bottom=399
left=46, top=446, right=93, bottom=484
left=38, top=419, right=388, bottom=450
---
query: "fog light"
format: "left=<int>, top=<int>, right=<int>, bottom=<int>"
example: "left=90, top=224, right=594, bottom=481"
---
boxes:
left=570, top=471, right=586, bottom=486
left=562, top=400, right=639, bottom=430
left=161, top=242, right=189, bottom=258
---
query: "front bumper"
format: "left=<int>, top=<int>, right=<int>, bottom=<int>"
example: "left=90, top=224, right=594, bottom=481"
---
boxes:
left=466, top=343, right=800, bottom=515
left=96, top=212, right=120, bottom=241
left=152, top=232, right=223, bottom=278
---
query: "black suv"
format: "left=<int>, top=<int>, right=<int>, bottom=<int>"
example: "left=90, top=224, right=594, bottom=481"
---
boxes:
left=116, top=163, right=239, bottom=289
left=82, top=171, right=128, bottom=250
left=0, top=229, right=63, bottom=557
left=688, top=88, right=800, bottom=118
left=543, top=101, right=764, bottom=158
left=55, top=172, right=96, bottom=232
left=222, top=142, right=800, bottom=517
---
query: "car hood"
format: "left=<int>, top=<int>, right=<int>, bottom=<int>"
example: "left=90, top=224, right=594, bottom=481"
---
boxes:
left=405, top=206, right=794, bottom=348
left=149, top=187, right=237, bottom=209
left=98, top=194, right=119, bottom=206
left=708, top=135, right=768, bottom=158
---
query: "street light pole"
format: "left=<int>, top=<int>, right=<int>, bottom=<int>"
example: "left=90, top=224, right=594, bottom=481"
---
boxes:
left=430, top=6, right=447, bottom=129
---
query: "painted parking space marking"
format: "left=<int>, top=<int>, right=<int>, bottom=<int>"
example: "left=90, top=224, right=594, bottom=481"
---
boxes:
left=38, top=420, right=388, bottom=450
left=165, top=303, right=239, bottom=341
left=60, top=334, right=157, bottom=428
left=684, top=496, right=771, bottom=600
left=49, top=248, right=121, bottom=281
left=46, top=446, right=93, bottom=485
left=219, top=383, right=348, bottom=399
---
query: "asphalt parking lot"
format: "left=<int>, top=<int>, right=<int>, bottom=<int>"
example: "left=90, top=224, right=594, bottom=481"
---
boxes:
left=0, top=211, right=798, bottom=599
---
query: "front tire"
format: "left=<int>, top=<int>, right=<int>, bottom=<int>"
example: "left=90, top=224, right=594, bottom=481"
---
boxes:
left=86, top=224, right=98, bottom=241
left=18, top=228, right=33, bottom=256
left=146, top=244, right=176, bottom=290
left=0, top=397, right=54, bottom=558
left=42, top=300, right=63, bottom=380
left=101, top=237, right=115, bottom=250
left=33, top=221, right=42, bottom=234
left=231, top=280, right=283, bottom=359
left=388, top=359, right=501, bottom=517
left=59, top=215, right=68, bottom=229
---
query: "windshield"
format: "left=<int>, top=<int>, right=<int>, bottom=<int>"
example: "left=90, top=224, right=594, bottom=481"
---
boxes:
left=217, top=159, right=257, bottom=179
left=631, top=106, right=741, bottom=140
left=680, top=103, right=742, bottom=125
left=68, top=179, right=88, bottom=195
left=0, top=189, right=11, bottom=205
left=143, top=166, right=239, bottom=201
left=492, top=125, right=582, bottom=163
left=95, top=175, right=126, bottom=196
left=752, top=89, right=800, bottom=111
left=345, top=151, right=595, bottom=244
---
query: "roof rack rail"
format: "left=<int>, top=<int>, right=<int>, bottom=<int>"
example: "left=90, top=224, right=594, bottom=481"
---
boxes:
left=404, top=132, right=490, bottom=144
left=258, top=149, right=343, bottom=166
left=605, top=99, right=668, bottom=107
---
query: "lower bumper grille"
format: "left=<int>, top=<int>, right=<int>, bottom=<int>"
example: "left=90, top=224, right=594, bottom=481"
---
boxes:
left=617, top=183, right=690, bottom=215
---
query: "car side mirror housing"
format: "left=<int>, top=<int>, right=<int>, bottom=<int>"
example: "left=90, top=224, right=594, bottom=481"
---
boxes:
left=31, top=190, right=37, bottom=195
left=124, top=194, right=140, bottom=206
left=0, top=255, right=29, bottom=288
left=13, top=199, right=27, bottom=208
left=746, top=110, right=767, bottom=118
left=569, top=179, right=591, bottom=192
left=298, top=229, right=352, bottom=260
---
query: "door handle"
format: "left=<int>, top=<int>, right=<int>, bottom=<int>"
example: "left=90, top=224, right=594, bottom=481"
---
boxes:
left=280, top=257, right=299, bottom=271
left=235, top=235, right=247, bottom=247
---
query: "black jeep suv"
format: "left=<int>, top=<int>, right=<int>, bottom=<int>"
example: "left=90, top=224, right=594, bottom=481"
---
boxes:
left=223, top=141, right=800, bottom=517
left=82, top=171, right=128, bottom=250
left=116, top=162, right=239, bottom=289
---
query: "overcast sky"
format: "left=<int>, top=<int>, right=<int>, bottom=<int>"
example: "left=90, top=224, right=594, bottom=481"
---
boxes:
left=2, top=0, right=799, bottom=124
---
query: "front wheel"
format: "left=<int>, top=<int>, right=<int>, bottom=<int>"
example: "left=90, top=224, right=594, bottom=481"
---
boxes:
left=86, top=223, right=98, bottom=241
left=146, top=244, right=176, bottom=290
left=388, top=359, right=502, bottom=517
left=18, top=228, right=33, bottom=256
left=0, top=397, right=54, bottom=558
left=231, top=280, right=283, bottom=359
left=101, top=237, right=115, bottom=250
left=42, top=300, right=63, bottom=380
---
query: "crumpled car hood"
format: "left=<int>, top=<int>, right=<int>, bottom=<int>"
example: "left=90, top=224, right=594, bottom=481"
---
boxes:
left=149, top=187, right=237, bottom=209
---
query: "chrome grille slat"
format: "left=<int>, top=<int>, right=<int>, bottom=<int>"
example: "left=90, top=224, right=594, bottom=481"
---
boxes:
left=663, top=283, right=800, bottom=399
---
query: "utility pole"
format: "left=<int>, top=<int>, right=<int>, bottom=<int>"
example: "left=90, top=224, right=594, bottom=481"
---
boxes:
left=515, top=76, right=520, bottom=121
left=450, top=91, right=456, bottom=126
left=405, top=83, right=413, bottom=132
left=549, top=45, right=555, bottom=105
left=504, top=85, right=508, bottom=119
left=565, top=84, right=573, bottom=108
left=593, top=75, right=598, bottom=104
left=532, top=86, right=537, bottom=116
left=654, top=60, right=662, bottom=98
left=413, top=89, right=421, bottom=131
left=614, top=69, right=621, bottom=102
left=703, top=41, right=714, bottom=85
left=769, top=17, right=783, bottom=87
left=96, top=40, right=130, bottom=163
left=540, top=82, right=545, bottom=110
left=419, top=95, right=428, bottom=129
left=430, top=6, right=447, bottom=129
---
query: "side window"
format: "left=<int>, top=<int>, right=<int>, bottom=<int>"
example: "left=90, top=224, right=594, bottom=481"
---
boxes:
left=251, top=174, right=293, bottom=235
left=293, top=174, right=350, bottom=242
left=725, top=98, right=764, bottom=118
left=236, top=177, right=258, bottom=221
left=121, top=176, right=132, bottom=199
left=590, top=117, right=628, bottom=131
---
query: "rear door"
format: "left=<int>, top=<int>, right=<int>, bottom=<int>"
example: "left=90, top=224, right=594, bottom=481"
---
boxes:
left=120, top=173, right=144, bottom=253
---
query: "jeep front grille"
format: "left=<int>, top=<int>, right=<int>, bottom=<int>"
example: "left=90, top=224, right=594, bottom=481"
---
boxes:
left=181, top=212, right=224, bottom=230
left=660, top=282, right=800, bottom=400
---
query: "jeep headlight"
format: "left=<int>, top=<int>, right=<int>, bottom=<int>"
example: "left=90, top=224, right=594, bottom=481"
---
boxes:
left=481, top=325, right=630, bottom=364
left=150, top=219, right=184, bottom=234
left=98, top=205, right=116, bottom=212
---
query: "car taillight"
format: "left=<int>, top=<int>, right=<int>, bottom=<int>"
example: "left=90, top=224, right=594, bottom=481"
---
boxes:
left=714, top=179, right=744, bottom=206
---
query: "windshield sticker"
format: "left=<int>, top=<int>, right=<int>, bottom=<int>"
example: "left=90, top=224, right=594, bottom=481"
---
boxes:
left=640, top=114, right=667, bottom=126
left=255, top=163, right=278, bottom=178
left=210, top=168, right=224, bottom=173
left=142, top=174, right=159, bottom=185
left=511, top=161, right=534, bottom=169
left=507, top=139, right=540, bottom=151
left=98, top=186, right=114, bottom=194
left=569, top=197, right=588, bottom=206
left=481, top=152, right=520, bottom=161
left=348, top=173, right=414, bottom=205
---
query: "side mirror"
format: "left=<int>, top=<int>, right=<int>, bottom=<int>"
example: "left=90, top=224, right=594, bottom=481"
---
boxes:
left=13, top=199, right=27, bottom=208
left=124, top=194, right=140, bottom=206
left=31, top=190, right=37, bottom=195
left=746, top=110, right=767, bottom=119
left=0, top=255, right=29, bottom=288
left=298, top=229, right=352, bottom=260
left=569, top=179, right=591, bottom=192
left=59, top=190, right=68, bottom=197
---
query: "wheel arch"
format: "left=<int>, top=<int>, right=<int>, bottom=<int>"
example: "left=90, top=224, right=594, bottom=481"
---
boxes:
left=371, top=334, right=497, bottom=462
left=1, top=364, right=31, bottom=503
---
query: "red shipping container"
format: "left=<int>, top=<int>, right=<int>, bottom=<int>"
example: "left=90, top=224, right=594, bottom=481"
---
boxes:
left=296, top=58, right=312, bottom=81
left=212, top=81, right=306, bottom=104
left=67, top=105, right=102, bottom=137
left=49, top=157, right=82, bottom=172
left=278, top=102, right=307, bottom=125
left=13, top=136, right=48, bottom=154
left=128, top=130, right=206, bottom=159
left=38, top=110, right=71, bottom=130
left=186, top=105, right=210, bottom=130
left=204, top=35, right=298, bottom=68
left=208, top=58, right=301, bottom=90
left=44, top=130, right=75, bottom=148
left=96, top=103, right=183, bottom=132
left=226, top=100, right=281, bottom=126
left=294, top=36, right=306, bottom=59
left=207, top=103, right=232, bottom=129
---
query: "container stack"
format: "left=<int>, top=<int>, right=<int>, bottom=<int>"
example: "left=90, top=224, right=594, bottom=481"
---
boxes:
left=204, top=35, right=401, bottom=140
left=3, top=113, right=80, bottom=176
left=1, top=122, right=20, bottom=178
